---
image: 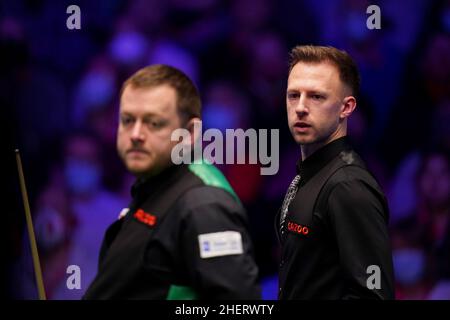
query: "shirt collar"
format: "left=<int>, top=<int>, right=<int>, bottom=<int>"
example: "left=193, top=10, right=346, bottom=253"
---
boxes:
left=131, top=164, right=187, bottom=202
left=296, top=136, right=351, bottom=183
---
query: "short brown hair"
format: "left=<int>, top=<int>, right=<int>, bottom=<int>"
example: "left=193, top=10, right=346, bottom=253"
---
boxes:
left=288, top=45, right=360, bottom=97
left=121, top=64, right=201, bottom=119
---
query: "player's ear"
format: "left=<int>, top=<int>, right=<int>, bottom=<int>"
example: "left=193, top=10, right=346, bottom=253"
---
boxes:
left=185, top=117, right=202, bottom=146
left=340, top=96, right=356, bottom=119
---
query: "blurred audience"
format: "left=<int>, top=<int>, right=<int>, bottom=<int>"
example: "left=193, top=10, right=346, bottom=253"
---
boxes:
left=391, top=151, right=450, bottom=299
left=3, top=0, right=449, bottom=299
left=15, top=133, right=127, bottom=299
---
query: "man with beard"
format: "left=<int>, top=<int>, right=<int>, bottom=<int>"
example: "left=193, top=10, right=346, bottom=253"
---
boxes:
left=84, top=64, right=260, bottom=299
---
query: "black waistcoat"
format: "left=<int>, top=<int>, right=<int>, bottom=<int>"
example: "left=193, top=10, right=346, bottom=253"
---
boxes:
left=83, top=164, right=201, bottom=299
left=276, top=139, right=383, bottom=299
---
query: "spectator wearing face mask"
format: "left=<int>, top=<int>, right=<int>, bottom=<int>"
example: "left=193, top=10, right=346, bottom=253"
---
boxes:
left=59, top=132, right=127, bottom=299
left=17, top=132, right=128, bottom=299
left=71, top=55, right=118, bottom=130
left=415, top=151, right=450, bottom=249
left=391, top=219, right=432, bottom=300
left=428, top=220, right=450, bottom=300
left=391, top=150, right=450, bottom=299
left=13, top=165, right=76, bottom=299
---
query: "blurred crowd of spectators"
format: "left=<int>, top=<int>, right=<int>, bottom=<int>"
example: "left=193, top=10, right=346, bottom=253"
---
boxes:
left=2, top=0, right=449, bottom=299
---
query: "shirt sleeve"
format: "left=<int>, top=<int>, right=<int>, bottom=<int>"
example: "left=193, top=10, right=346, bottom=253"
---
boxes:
left=327, top=179, right=395, bottom=299
left=177, top=186, right=261, bottom=300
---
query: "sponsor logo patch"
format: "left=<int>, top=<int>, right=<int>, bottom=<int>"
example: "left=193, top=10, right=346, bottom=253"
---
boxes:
left=198, top=231, right=243, bottom=258
left=287, top=220, right=310, bottom=236
left=133, top=209, right=157, bottom=227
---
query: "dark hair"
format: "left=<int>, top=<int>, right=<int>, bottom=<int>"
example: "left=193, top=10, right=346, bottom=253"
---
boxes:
left=121, top=64, right=201, bottom=119
left=289, top=45, right=361, bottom=97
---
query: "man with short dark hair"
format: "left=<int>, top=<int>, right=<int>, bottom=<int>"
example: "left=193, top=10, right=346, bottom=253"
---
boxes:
left=277, top=45, right=395, bottom=299
left=84, top=64, right=261, bottom=299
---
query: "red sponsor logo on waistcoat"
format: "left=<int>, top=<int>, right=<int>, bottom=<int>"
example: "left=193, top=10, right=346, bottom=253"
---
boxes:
left=287, top=221, right=310, bottom=236
left=134, top=209, right=157, bottom=227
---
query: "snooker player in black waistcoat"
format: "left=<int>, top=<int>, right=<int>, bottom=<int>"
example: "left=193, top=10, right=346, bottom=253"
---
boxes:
left=83, top=64, right=260, bottom=300
left=277, top=45, right=395, bottom=299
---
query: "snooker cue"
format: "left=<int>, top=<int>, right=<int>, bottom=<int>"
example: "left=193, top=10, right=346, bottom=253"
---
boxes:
left=15, top=149, right=47, bottom=300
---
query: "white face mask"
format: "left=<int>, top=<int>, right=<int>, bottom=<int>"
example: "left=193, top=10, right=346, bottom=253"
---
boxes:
left=393, top=248, right=426, bottom=286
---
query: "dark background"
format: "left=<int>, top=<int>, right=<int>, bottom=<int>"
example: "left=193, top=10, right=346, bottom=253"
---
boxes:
left=2, top=0, right=449, bottom=299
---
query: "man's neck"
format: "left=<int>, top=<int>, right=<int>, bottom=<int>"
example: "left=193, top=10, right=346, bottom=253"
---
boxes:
left=301, top=131, right=346, bottom=161
left=137, top=162, right=173, bottom=182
